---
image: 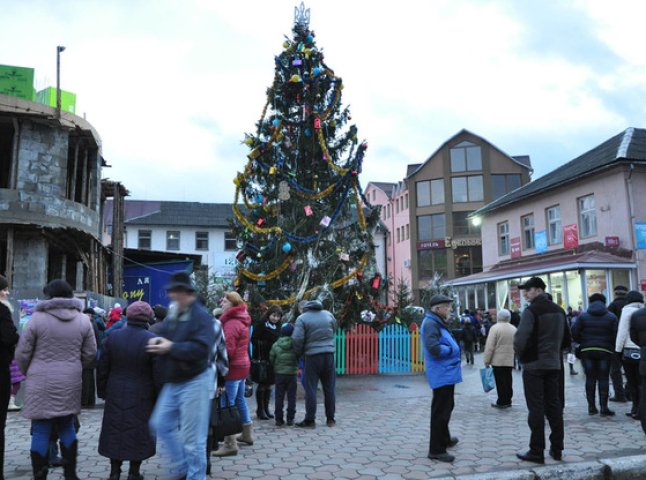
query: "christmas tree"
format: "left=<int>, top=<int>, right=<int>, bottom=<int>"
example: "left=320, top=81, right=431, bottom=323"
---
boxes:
left=231, top=2, right=385, bottom=327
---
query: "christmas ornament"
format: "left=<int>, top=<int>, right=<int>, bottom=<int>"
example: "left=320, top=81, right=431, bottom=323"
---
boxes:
left=306, top=34, right=314, bottom=43
left=244, top=136, right=254, bottom=146
left=340, top=253, right=349, bottom=262
left=304, top=128, right=312, bottom=137
left=312, top=67, right=322, bottom=76
left=282, top=242, right=292, bottom=253
left=272, top=118, right=281, bottom=127
left=304, top=205, right=313, bottom=216
left=320, top=216, right=331, bottom=227
left=257, top=218, right=265, bottom=226
left=292, top=59, right=303, bottom=66
left=314, top=117, right=321, bottom=129
left=371, top=274, right=382, bottom=290
left=269, top=166, right=277, bottom=175
left=290, top=74, right=302, bottom=83
left=278, top=181, right=291, bottom=201
left=236, top=250, right=246, bottom=262
left=283, top=41, right=290, bottom=49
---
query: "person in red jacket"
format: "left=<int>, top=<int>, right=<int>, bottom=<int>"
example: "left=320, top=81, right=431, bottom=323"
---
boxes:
left=213, top=292, right=252, bottom=457
left=105, top=304, right=122, bottom=330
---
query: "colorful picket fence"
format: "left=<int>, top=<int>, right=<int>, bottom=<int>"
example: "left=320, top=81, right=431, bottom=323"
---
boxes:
left=333, top=323, right=425, bottom=376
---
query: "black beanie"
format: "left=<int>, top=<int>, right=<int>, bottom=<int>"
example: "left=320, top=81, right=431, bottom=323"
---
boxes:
left=0, top=275, right=7, bottom=292
left=625, top=290, right=645, bottom=304
left=43, top=279, right=74, bottom=299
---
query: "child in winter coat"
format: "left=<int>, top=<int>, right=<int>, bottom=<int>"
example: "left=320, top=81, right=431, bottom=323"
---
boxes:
left=269, top=323, right=298, bottom=426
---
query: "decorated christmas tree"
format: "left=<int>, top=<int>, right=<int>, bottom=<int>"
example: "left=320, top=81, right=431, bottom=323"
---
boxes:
left=231, top=2, right=386, bottom=327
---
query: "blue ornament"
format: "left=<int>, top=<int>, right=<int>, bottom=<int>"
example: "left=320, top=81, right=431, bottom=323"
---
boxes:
left=272, top=118, right=280, bottom=127
left=306, top=35, right=314, bottom=43
left=282, top=242, right=292, bottom=253
left=256, top=195, right=264, bottom=203
left=304, top=128, right=312, bottom=137
left=313, top=67, right=322, bottom=76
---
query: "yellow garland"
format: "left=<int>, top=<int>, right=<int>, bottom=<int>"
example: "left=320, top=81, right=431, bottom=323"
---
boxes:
left=317, top=129, right=347, bottom=175
left=239, top=255, right=293, bottom=282
left=354, top=183, right=366, bottom=230
left=233, top=187, right=282, bottom=235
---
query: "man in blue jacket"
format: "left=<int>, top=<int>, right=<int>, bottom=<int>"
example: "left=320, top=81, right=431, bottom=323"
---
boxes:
left=421, top=295, right=462, bottom=463
left=147, top=272, right=216, bottom=480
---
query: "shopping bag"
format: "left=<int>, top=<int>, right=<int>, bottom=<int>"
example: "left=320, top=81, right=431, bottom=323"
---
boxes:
left=210, top=392, right=243, bottom=441
left=567, top=353, right=576, bottom=364
left=480, top=367, right=495, bottom=393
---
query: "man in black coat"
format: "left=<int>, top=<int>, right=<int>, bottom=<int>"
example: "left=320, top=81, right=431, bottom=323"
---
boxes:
left=629, top=305, right=646, bottom=434
left=608, top=285, right=629, bottom=402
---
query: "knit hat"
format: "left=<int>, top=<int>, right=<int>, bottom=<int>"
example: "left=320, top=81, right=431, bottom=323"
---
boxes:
left=625, top=290, right=645, bottom=304
left=126, top=301, right=154, bottom=323
left=0, top=275, right=7, bottom=292
left=614, top=285, right=628, bottom=295
left=43, top=279, right=74, bottom=299
left=281, top=323, right=294, bottom=337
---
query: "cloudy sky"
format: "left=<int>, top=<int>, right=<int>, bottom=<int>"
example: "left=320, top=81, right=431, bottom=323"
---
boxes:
left=3, top=0, right=646, bottom=202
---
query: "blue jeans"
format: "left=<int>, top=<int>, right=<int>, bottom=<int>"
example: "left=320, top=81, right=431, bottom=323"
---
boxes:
left=150, top=369, right=212, bottom=480
left=31, top=416, right=76, bottom=457
left=222, top=379, right=251, bottom=425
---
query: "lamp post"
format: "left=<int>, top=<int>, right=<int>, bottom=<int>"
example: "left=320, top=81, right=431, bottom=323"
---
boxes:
left=56, top=45, right=66, bottom=118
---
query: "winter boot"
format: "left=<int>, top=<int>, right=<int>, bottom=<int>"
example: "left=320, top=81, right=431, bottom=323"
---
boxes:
left=236, top=422, right=254, bottom=446
left=108, top=459, right=122, bottom=480
left=256, top=389, right=269, bottom=420
left=586, top=386, right=598, bottom=415
left=127, top=460, right=143, bottom=480
left=7, top=395, right=20, bottom=411
left=263, top=388, right=274, bottom=419
left=212, top=435, right=238, bottom=457
left=600, top=392, right=615, bottom=416
left=60, top=440, right=80, bottom=480
left=30, top=451, right=49, bottom=480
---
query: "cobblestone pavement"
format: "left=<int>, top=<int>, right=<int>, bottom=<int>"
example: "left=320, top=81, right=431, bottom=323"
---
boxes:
left=5, top=356, right=646, bottom=479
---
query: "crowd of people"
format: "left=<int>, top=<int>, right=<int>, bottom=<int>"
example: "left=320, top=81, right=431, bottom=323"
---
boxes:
left=422, top=276, right=646, bottom=464
left=0, top=272, right=339, bottom=480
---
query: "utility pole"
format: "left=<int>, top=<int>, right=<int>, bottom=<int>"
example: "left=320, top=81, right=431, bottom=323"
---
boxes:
left=56, top=45, right=66, bottom=118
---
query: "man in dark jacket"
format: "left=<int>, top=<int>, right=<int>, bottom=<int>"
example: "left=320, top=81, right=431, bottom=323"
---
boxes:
left=629, top=305, right=646, bottom=434
left=148, top=272, right=216, bottom=480
left=608, top=285, right=628, bottom=402
left=514, top=277, right=571, bottom=464
left=292, top=300, right=337, bottom=428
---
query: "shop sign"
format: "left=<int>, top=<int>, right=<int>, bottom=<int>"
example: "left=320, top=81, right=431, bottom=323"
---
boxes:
left=563, top=224, right=579, bottom=249
left=535, top=230, right=548, bottom=254
left=416, top=239, right=446, bottom=250
left=605, top=236, right=620, bottom=248
left=510, top=236, right=521, bottom=259
left=446, top=237, right=482, bottom=249
left=641, top=279, right=646, bottom=292
left=636, top=222, right=646, bottom=249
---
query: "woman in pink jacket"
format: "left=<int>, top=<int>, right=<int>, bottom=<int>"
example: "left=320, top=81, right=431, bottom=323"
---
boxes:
left=15, top=280, right=97, bottom=480
left=213, top=292, right=252, bottom=457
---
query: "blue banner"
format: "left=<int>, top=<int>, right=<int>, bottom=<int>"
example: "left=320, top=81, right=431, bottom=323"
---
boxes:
left=636, top=222, right=646, bottom=250
left=535, top=230, right=548, bottom=254
left=123, top=260, right=194, bottom=307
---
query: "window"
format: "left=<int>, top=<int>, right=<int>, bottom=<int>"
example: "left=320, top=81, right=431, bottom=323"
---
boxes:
left=405, top=193, right=409, bottom=210
left=138, top=230, right=151, bottom=250
left=491, top=174, right=522, bottom=199
left=452, top=176, right=483, bottom=203
left=430, top=179, right=444, bottom=205
left=416, top=181, right=430, bottom=207
left=397, top=227, right=401, bottom=243
left=396, top=199, right=400, bottom=214
left=405, top=224, right=410, bottom=240
left=454, top=246, right=483, bottom=277
left=498, top=222, right=510, bottom=256
left=387, top=204, right=391, bottom=218
left=453, top=212, right=480, bottom=236
left=450, top=141, right=482, bottom=172
left=418, top=250, right=448, bottom=278
left=372, top=190, right=376, bottom=202
left=224, top=231, right=238, bottom=251
left=195, top=232, right=209, bottom=251
left=546, top=206, right=562, bottom=245
left=166, top=231, right=180, bottom=251
left=578, top=194, right=597, bottom=238
left=418, top=214, right=446, bottom=241
left=522, top=214, right=535, bottom=250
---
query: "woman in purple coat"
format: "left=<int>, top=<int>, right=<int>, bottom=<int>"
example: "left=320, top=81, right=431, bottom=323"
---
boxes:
left=15, top=279, right=97, bottom=480
left=97, top=301, right=159, bottom=480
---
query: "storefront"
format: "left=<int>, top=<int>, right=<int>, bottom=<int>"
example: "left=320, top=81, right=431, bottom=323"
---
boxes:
left=446, top=251, right=636, bottom=313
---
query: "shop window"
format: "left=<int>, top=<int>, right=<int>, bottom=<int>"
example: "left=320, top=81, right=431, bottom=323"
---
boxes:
left=498, top=222, right=510, bottom=256
left=138, top=230, right=152, bottom=250
left=418, top=249, right=447, bottom=279
left=522, top=214, right=535, bottom=250
left=454, top=246, right=483, bottom=277
left=586, top=269, right=608, bottom=300
left=547, top=205, right=562, bottom=245
left=566, top=270, right=583, bottom=311
left=452, top=176, right=483, bottom=203
left=611, top=269, right=631, bottom=294
left=418, top=214, right=446, bottom=241
left=166, top=231, right=180, bottom=251
left=549, top=272, right=565, bottom=308
left=195, top=232, right=209, bottom=251
left=450, top=141, right=482, bottom=172
left=578, top=194, right=597, bottom=238
left=486, top=282, right=497, bottom=310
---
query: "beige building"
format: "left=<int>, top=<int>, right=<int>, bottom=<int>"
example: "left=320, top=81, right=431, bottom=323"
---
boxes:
left=408, top=129, right=532, bottom=302
left=449, top=127, right=646, bottom=312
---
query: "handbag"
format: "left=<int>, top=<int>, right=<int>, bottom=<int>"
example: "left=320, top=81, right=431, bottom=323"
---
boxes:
left=480, top=367, right=495, bottom=393
left=250, top=359, right=275, bottom=384
left=623, top=347, right=641, bottom=362
left=210, top=392, right=243, bottom=441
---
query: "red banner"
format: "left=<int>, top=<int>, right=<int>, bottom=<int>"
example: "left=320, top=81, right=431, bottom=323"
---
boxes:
left=563, top=224, right=579, bottom=249
left=510, top=236, right=521, bottom=259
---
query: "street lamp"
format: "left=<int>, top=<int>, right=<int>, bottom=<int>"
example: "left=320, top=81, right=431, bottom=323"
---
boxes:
left=471, top=216, right=482, bottom=227
left=56, top=45, right=66, bottom=118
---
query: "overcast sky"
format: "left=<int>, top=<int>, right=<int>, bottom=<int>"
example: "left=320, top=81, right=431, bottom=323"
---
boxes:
left=4, top=0, right=646, bottom=202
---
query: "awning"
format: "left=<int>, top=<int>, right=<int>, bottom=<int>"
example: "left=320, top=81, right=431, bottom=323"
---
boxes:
left=446, top=250, right=636, bottom=287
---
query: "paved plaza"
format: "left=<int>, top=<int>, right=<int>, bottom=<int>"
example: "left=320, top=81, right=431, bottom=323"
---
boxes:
left=4, top=357, right=646, bottom=479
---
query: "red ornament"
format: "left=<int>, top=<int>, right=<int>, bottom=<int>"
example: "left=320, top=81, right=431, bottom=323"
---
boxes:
left=371, top=274, right=381, bottom=290
left=314, top=117, right=321, bottom=129
left=257, top=219, right=265, bottom=226
left=236, top=250, right=246, bottom=262
left=356, top=271, right=363, bottom=280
